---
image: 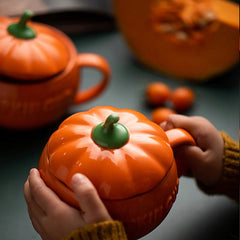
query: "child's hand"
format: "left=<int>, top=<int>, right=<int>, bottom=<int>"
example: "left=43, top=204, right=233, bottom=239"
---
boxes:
left=161, top=114, right=224, bottom=187
left=24, top=168, right=112, bottom=240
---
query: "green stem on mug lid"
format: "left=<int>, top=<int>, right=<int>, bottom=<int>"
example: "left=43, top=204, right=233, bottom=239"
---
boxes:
left=92, top=114, right=129, bottom=149
left=8, top=10, right=36, bottom=39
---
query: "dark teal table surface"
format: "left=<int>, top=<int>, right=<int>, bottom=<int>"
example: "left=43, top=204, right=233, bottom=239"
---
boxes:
left=0, top=31, right=239, bottom=240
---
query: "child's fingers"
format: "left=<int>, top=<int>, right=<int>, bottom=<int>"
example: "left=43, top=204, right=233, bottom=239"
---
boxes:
left=164, top=114, right=218, bottom=149
left=71, top=174, right=111, bottom=223
left=24, top=178, right=46, bottom=237
left=160, top=121, right=168, bottom=130
left=24, top=179, right=46, bottom=216
left=175, top=145, right=204, bottom=168
left=28, top=207, right=43, bottom=236
left=165, top=114, right=201, bottom=132
left=28, top=168, right=63, bottom=213
left=160, top=114, right=197, bottom=132
left=174, top=145, right=208, bottom=179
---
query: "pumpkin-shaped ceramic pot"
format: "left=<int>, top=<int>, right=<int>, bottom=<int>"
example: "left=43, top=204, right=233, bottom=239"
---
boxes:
left=0, top=11, right=110, bottom=129
left=0, top=10, right=69, bottom=80
left=38, top=106, right=195, bottom=239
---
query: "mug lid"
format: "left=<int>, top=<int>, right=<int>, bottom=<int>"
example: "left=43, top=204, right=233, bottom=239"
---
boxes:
left=45, top=106, right=175, bottom=200
left=0, top=10, right=70, bottom=81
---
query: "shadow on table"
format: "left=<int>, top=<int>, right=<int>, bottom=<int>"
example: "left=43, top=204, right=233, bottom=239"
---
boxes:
left=0, top=113, right=72, bottom=158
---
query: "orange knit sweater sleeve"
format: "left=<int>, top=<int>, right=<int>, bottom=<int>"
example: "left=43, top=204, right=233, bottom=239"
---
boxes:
left=197, top=131, right=239, bottom=202
left=62, top=220, right=128, bottom=240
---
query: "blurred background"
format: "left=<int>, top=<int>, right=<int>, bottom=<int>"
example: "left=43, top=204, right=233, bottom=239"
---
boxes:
left=0, top=0, right=239, bottom=240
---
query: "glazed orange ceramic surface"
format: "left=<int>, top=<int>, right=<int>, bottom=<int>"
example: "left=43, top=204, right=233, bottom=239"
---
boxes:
left=0, top=12, right=110, bottom=130
left=114, top=0, right=239, bottom=81
left=38, top=106, right=195, bottom=239
left=0, top=14, right=69, bottom=80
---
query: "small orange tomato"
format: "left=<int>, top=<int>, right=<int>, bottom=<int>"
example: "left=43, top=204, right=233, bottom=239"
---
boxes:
left=146, top=82, right=171, bottom=106
left=151, top=107, right=176, bottom=125
left=171, top=87, right=195, bottom=112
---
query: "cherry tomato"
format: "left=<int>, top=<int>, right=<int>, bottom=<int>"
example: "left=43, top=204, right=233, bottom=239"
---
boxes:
left=146, top=82, right=171, bottom=106
left=171, top=87, right=195, bottom=112
left=151, top=107, right=176, bottom=125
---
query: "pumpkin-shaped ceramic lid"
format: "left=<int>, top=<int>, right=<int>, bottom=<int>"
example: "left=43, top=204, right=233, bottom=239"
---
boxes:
left=45, top=106, right=175, bottom=200
left=0, top=10, right=69, bottom=81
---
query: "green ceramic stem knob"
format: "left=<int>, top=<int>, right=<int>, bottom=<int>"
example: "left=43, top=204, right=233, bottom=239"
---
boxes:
left=92, top=114, right=129, bottom=149
left=8, top=10, right=36, bottom=39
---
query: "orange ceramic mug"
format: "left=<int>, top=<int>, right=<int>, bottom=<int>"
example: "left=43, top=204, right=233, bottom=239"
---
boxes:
left=38, top=106, right=196, bottom=239
left=0, top=12, right=110, bottom=130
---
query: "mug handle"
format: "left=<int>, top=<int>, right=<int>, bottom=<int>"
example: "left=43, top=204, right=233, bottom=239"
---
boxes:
left=166, top=128, right=196, bottom=177
left=165, top=128, right=196, bottom=148
left=74, top=53, right=110, bottom=104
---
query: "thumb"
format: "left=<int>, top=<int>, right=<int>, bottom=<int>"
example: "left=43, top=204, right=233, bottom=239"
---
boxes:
left=71, top=174, right=111, bottom=223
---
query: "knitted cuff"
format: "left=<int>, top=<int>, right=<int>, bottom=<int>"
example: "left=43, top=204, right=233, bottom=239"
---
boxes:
left=62, top=220, right=128, bottom=240
left=197, top=131, right=239, bottom=202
